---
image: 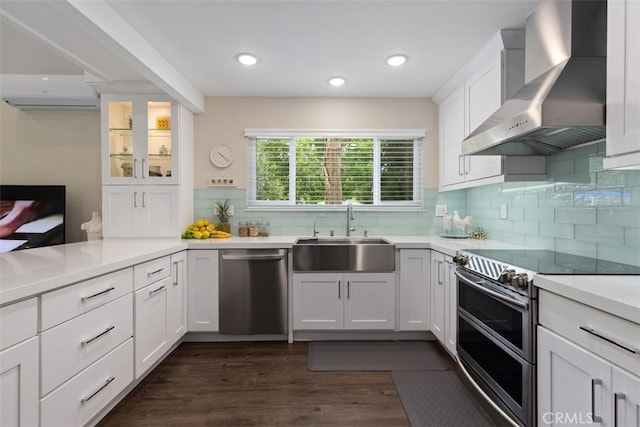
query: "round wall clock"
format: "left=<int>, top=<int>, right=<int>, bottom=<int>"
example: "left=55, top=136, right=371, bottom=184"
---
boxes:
left=210, top=144, right=234, bottom=168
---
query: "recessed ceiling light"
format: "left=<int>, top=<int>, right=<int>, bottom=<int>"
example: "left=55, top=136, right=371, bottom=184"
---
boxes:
left=236, top=53, right=259, bottom=66
left=387, top=54, right=409, bottom=67
left=328, top=76, right=346, bottom=87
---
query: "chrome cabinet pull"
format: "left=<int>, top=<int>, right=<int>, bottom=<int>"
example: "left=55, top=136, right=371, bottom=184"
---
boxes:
left=141, top=158, right=146, bottom=179
left=134, top=191, right=138, bottom=208
left=437, top=260, right=443, bottom=285
left=338, top=280, right=341, bottom=299
left=173, top=261, right=180, bottom=286
left=458, top=155, right=464, bottom=176
left=347, top=281, right=350, bottom=299
left=579, top=326, right=639, bottom=354
left=134, top=159, right=138, bottom=179
left=81, top=325, right=115, bottom=346
left=81, top=377, right=115, bottom=404
left=81, top=287, right=115, bottom=302
left=149, top=285, right=166, bottom=296
left=142, top=191, right=147, bottom=207
left=591, top=378, right=603, bottom=423
left=614, top=392, right=626, bottom=427
left=147, top=268, right=164, bottom=277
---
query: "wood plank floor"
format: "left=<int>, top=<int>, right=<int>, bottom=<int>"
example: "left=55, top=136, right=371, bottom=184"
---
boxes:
left=98, top=341, right=452, bottom=426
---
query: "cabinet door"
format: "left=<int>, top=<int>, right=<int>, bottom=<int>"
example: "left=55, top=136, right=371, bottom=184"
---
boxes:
left=538, top=327, right=612, bottom=426
left=344, top=273, right=395, bottom=330
left=0, top=337, right=38, bottom=427
left=439, top=86, right=465, bottom=187
left=102, top=186, right=137, bottom=237
left=134, top=276, right=170, bottom=379
left=136, top=185, right=179, bottom=237
left=605, top=0, right=640, bottom=167
left=430, top=252, right=445, bottom=343
left=292, top=273, right=343, bottom=330
left=187, top=250, right=219, bottom=332
left=398, top=250, right=431, bottom=331
left=444, top=257, right=457, bottom=356
left=168, top=251, right=188, bottom=345
left=613, top=367, right=640, bottom=427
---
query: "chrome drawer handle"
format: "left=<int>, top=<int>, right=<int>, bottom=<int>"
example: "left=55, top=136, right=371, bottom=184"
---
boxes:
left=81, top=376, right=115, bottom=404
left=591, top=378, right=603, bottom=423
left=580, top=326, right=639, bottom=354
left=147, top=268, right=164, bottom=277
left=81, top=325, right=115, bottom=346
left=81, top=287, right=115, bottom=302
left=614, top=392, right=626, bottom=427
left=149, top=285, right=166, bottom=296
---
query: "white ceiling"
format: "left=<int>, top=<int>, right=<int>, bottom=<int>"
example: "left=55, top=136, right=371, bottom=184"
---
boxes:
left=0, top=0, right=542, bottom=105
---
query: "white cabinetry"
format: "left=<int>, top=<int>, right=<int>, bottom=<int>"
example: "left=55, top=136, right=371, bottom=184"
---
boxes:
left=133, top=256, right=172, bottom=379
left=168, top=251, right=188, bottom=344
left=102, top=185, right=179, bottom=238
left=293, top=273, right=395, bottom=330
left=187, top=250, right=219, bottom=332
left=430, top=252, right=457, bottom=356
left=0, top=298, right=38, bottom=427
left=436, top=31, right=546, bottom=190
left=604, top=0, right=640, bottom=169
left=398, top=249, right=430, bottom=331
left=538, top=289, right=640, bottom=426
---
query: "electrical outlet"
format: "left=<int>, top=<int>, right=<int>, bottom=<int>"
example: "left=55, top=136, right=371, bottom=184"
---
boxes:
left=500, top=203, right=508, bottom=219
left=208, top=177, right=236, bottom=187
left=435, top=204, right=447, bottom=217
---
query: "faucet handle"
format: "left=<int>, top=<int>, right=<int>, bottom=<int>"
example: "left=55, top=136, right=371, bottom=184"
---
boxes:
left=363, top=230, right=369, bottom=237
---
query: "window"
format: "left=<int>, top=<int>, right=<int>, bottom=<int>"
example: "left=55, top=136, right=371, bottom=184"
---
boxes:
left=246, top=130, right=425, bottom=209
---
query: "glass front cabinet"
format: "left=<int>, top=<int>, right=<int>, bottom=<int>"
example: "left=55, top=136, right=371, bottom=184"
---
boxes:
left=101, top=94, right=179, bottom=185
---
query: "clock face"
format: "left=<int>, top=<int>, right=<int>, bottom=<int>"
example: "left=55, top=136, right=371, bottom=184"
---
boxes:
left=210, top=144, right=233, bottom=168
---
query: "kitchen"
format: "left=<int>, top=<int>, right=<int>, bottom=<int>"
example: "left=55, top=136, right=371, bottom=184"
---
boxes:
left=1, top=0, right=639, bottom=426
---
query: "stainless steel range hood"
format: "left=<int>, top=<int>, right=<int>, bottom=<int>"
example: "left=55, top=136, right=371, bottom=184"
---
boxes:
left=462, top=0, right=607, bottom=156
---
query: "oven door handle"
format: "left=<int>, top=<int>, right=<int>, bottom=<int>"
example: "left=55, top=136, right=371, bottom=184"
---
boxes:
left=455, top=271, right=528, bottom=310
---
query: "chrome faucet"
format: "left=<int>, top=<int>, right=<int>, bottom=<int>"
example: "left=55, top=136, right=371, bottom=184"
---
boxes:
left=346, top=202, right=356, bottom=236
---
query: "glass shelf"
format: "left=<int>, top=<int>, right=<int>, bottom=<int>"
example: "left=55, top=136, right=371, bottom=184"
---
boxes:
left=110, top=154, right=172, bottom=159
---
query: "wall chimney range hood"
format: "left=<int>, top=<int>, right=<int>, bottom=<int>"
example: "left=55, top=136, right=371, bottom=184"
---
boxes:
left=462, top=0, right=607, bottom=156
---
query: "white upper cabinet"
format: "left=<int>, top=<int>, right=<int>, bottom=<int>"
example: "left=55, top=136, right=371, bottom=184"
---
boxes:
left=101, top=94, right=179, bottom=184
left=604, top=0, right=640, bottom=170
left=436, top=30, right=546, bottom=191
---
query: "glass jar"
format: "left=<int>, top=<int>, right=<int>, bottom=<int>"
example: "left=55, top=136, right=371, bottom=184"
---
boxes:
left=259, top=221, right=270, bottom=237
left=238, top=221, right=249, bottom=237
left=249, top=221, right=260, bottom=237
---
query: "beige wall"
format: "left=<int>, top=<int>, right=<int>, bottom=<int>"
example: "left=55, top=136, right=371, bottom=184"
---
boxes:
left=0, top=102, right=102, bottom=243
left=194, top=97, right=438, bottom=189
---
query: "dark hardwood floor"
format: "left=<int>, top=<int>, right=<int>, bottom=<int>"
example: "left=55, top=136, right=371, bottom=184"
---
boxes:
left=98, top=341, right=425, bottom=426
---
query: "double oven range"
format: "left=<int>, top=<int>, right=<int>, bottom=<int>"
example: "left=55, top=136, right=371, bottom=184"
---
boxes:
left=453, top=249, right=640, bottom=427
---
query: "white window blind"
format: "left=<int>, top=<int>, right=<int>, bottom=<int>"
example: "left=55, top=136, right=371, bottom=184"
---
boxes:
left=246, top=130, right=425, bottom=209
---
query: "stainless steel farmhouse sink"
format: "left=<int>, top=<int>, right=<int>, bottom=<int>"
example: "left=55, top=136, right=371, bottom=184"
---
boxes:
left=292, top=237, right=395, bottom=272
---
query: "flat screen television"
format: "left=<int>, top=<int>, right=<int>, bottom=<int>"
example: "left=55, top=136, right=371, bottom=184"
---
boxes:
left=0, top=185, right=66, bottom=253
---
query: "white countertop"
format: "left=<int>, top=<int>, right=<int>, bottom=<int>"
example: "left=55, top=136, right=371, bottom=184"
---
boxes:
left=1, top=236, right=638, bottom=324
left=534, top=274, right=640, bottom=324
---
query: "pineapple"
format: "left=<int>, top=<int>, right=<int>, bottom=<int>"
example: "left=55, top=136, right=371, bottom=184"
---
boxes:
left=215, top=199, right=232, bottom=234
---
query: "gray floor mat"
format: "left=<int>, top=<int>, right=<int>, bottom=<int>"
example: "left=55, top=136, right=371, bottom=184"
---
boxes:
left=307, top=341, right=451, bottom=371
left=392, top=370, right=498, bottom=427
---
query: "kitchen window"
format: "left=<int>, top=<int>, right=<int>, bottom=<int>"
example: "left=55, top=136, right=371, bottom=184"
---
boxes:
left=245, top=129, right=425, bottom=209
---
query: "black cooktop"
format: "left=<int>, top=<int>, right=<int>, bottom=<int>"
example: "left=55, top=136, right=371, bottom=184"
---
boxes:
left=463, top=249, right=640, bottom=275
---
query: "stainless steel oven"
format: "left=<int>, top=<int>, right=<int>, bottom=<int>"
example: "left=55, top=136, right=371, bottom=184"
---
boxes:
left=454, top=251, right=537, bottom=427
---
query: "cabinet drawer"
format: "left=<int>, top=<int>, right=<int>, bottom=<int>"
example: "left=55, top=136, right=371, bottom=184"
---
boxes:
left=40, top=294, right=133, bottom=396
left=40, top=339, right=133, bottom=427
left=0, top=297, right=37, bottom=351
left=134, top=256, right=171, bottom=290
left=41, top=268, right=133, bottom=331
left=539, top=289, right=640, bottom=375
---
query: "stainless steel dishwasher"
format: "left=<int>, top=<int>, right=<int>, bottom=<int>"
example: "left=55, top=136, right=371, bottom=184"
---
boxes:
left=219, top=249, right=288, bottom=335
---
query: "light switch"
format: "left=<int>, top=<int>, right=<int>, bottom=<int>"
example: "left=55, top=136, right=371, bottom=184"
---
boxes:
left=435, top=204, right=447, bottom=217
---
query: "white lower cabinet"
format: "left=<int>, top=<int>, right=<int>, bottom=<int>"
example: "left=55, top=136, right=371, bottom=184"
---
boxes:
left=0, top=336, right=39, bottom=427
left=612, top=366, right=640, bottom=427
left=134, top=276, right=171, bottom=379
left=102, top=185, right=179, bottom=238
left=40, top=339, right=133, bottom=427
left=398, top=249, right=431, bottom=331
left=168, top=251, right=188, bottom=344
left=187, top=250, right=219, bottom=332
left=430, top=251, right=457, bottom=356
left=293, top=272, right=395, bottom=330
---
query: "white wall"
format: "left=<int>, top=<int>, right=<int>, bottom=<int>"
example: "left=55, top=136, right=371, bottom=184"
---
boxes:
left=0, top=102, right=102, bottom=243
left=194, top=97, right=438, bottom=189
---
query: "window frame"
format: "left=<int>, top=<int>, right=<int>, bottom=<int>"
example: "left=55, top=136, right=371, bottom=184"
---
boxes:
left=245, top=129, right=426, bottom=211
